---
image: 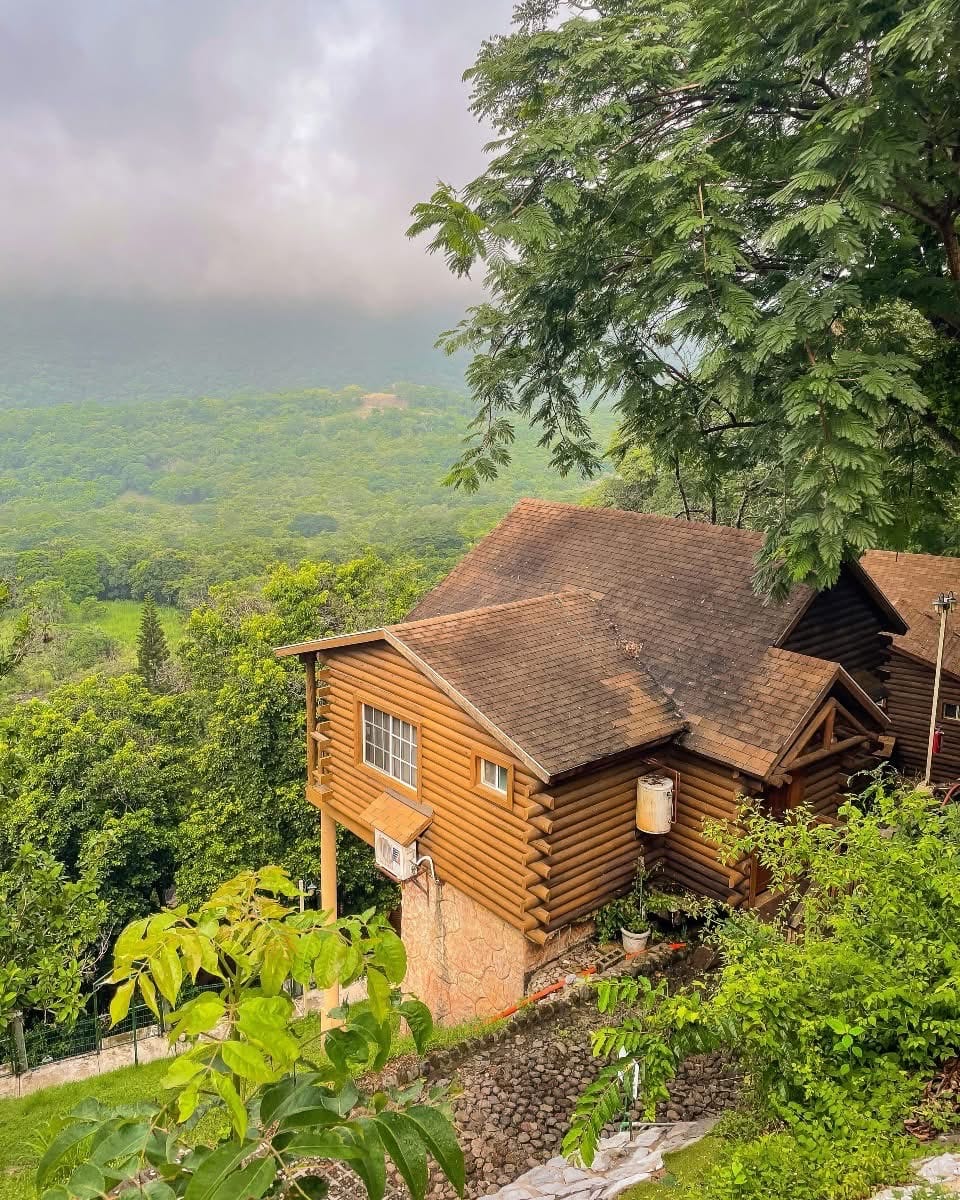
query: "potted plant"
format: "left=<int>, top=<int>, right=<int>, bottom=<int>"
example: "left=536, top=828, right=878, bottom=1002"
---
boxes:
left=595, top=867, right=651, bottom=953
left=617, top=891, right=651, bottom=954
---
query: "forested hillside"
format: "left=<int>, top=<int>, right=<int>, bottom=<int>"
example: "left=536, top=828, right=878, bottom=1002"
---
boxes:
left=0, top=380, right=613, bottom=703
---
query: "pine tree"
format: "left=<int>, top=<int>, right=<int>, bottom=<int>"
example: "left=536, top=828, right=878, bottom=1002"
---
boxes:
left=137, top=596, right=170, bottom=690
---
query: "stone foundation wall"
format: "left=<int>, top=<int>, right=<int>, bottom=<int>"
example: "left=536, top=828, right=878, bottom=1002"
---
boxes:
left=401, top=874, right=529, bottom=1023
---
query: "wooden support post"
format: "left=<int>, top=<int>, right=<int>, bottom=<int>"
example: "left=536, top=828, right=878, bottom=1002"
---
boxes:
left=319, top=806, right=339, bottom=1028
left=304, top=653, right=318, bottom=780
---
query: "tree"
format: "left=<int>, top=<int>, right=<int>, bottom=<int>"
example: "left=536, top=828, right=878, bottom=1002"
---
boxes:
left=173, top=556, right=423, bottom=912
left=39, top=868, right=464, bottom=1200
left=0, top=579, right=32, bottom=678
left=0, top=846, right=104, bottom=1032
left=0, top=674, right=190, bottom=938
left=410, top=0, right=960, bottom=595
left=136, top=595, right=171, bottom=690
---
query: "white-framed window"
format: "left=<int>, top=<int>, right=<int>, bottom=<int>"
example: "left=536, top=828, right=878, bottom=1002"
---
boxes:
left=479, top=756, right=509, bottom=795
left=943, top=702, right=960, bottom=722
left=362, top=703, right=418, bottom=787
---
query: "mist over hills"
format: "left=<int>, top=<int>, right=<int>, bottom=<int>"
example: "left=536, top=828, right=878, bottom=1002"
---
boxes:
left=0, top=298, right=467, bottom=408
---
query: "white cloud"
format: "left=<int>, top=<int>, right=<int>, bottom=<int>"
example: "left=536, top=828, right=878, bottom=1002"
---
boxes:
left=0, top=0, right=515, bottom=308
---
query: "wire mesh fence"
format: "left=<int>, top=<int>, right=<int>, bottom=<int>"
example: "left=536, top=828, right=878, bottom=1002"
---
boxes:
left=3, top=980, right=221, bottom=1077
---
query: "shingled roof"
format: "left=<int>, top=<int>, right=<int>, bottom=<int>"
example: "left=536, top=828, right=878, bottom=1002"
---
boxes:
left=862, top=549, right=960, bottom=679
left=279, top=589, right=684, bottom=780
left=406, top=499, right=889, bottom=777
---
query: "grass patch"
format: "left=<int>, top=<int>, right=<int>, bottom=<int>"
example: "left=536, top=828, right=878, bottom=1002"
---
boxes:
left=93, top=600, right=184, bottom=648
left=620, top=1134, right=723, bottom=1197
left=0, top=1010, right=500, bottom=1200
left=0, top=1058, right=170, bottom=1200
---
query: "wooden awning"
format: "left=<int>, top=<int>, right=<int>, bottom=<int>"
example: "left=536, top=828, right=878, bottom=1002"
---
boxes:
left=361, top=790, right=433, bottom=846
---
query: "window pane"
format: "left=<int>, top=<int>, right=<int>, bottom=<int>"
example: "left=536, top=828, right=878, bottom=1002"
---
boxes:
left=362, top=704, right=417, bottom=786
left=481, top=758, right=508, bottom=793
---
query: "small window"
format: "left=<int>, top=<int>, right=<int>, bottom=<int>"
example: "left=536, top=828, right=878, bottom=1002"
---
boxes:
left=479, top=757, right=509, bottom=795
left=944, top=702, right=960, bottom=722
left=362, top=703, right=418, bottom=787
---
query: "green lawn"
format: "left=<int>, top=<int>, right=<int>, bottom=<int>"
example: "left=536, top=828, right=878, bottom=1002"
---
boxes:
left=621, top=1135, right=723, bottom=1197
left=0, top=1058, right=169, bottom=1200
left=92, top=600, right=184, bottom=648
left=0, top=1010, right=499, bottom=1200
left=0, top=598, right=185, bottom=706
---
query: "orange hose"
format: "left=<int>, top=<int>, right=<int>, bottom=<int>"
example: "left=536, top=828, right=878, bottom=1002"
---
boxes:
left=490, top=965, right=599, bottom=1022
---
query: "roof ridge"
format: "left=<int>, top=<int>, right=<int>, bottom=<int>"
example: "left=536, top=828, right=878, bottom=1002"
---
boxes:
left=396, top=587, right=599, bottom=633
left=514, top=497, right=768, bottom=539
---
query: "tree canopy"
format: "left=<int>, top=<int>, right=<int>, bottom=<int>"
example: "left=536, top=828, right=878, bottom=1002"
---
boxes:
left=410, top=0, right=960, bottom=593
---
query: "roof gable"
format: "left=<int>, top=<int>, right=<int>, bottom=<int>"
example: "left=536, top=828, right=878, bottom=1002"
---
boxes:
left=281, top=590, right=684, bottom=781
left=862, top=549, right=960, bottom=678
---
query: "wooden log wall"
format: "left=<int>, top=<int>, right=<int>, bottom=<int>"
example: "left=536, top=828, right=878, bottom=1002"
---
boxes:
left=658, top=747, right=745, bottom=902
left=319, top=642, right=546, bottom=935
left=885, top=649, right=960, bottom=783
left=804, top=756, right=843, bottom=819
left=534, top=755, right=654, bottom=931
left=781, top=567, right=891, bottom=698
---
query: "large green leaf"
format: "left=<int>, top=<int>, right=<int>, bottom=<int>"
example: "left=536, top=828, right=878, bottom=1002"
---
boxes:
left=407, top=1106, right=465, bottom=1196
left=109, top=981, right=135, bottom=1027
left=211, top=1073, right=248, bottom=1140
left=221, top=1040, right=274, bottom=1084
left=168, top=994, right=226, bottom=1039
left=311, top=934, right=347, bottom=989
left=183, top=1141, right=251, bottom=1200
left=345, top=1121, right=387, bottom=1200
left=373, top=1111, right=429, bottom=1200
left=373, top=931, right=407, bottom=983
left=397, top=1000, right=433, bottom=1055
left=64, top=1163, right=105, bottom=1200
left=37, top=1119, right=103, bottom=1188
left=365, top=968, right=390, bottom=1023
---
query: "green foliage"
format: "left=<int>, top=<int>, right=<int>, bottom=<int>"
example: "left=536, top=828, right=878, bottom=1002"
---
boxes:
left=136, top=597, right=171, bottom=691
left=0, top=550, right=412, bottom=972
left=0, top=846, right=105, bottom=1030
left=411, top=0, right=960, bottom=593
left=172, top=556, right=413, bottom=913
left=39, top=868, right=464, bottom=1200
left=594, top=865, right=651, bottom=942
left=566, top=777, right=960, bottom=1196
left=0, top=674, right=189, bottom=937
left=0, top=383, right=614, bottom=622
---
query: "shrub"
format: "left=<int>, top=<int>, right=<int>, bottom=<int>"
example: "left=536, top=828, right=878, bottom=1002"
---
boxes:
left=567, top=775, right=959, bottom=1197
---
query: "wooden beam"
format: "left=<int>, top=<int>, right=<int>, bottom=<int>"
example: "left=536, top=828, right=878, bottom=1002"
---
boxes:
left=788, top=734, right=870, bottom=771
left=305, top=655, right=318, bottom=778
left=319, top=806, right=339, bottom=1029
left=782, top=701, right=834, bottom=768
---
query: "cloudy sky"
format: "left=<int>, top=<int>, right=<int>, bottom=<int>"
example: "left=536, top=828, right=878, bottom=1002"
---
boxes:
left=0, top=0, right=516, bottom=310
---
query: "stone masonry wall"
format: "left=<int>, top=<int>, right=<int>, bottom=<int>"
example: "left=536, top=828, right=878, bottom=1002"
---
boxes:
left=401, top=873, right=529, bottom=1023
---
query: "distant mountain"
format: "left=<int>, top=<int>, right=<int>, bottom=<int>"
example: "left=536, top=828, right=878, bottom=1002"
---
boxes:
left=0, top=297, right=466, bottom=408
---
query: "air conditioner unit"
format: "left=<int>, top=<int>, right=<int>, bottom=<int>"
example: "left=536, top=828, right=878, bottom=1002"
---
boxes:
left=374, top=829, right=418, bottom=881
left=636, top=775, right=675, bottom=834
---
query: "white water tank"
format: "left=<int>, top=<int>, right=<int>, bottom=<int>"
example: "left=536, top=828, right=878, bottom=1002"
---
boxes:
left=636, top=775, right=674, bottom=834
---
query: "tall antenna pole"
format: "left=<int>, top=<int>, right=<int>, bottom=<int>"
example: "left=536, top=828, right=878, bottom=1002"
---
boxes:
left=925, top=591, right=957, bottom=786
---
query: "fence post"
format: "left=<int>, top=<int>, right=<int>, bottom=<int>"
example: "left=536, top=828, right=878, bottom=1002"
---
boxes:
left=92, top=988, right=101, bottom=1055
left=132, top=1002, right=139, bottom=1067
left=10, top=1012, right=28, bottom=1075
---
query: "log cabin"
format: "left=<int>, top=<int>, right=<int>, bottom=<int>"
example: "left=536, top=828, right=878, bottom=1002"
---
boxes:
left=862, top=549, right=960, bottom=784
left=277, top=500, right=906, bottom=1021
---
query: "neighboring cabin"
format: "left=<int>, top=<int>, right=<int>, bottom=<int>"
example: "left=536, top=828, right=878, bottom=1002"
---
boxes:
left=862, top=549, right=960, bottom=783
left=278, top=500, right=905, bottom=1021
